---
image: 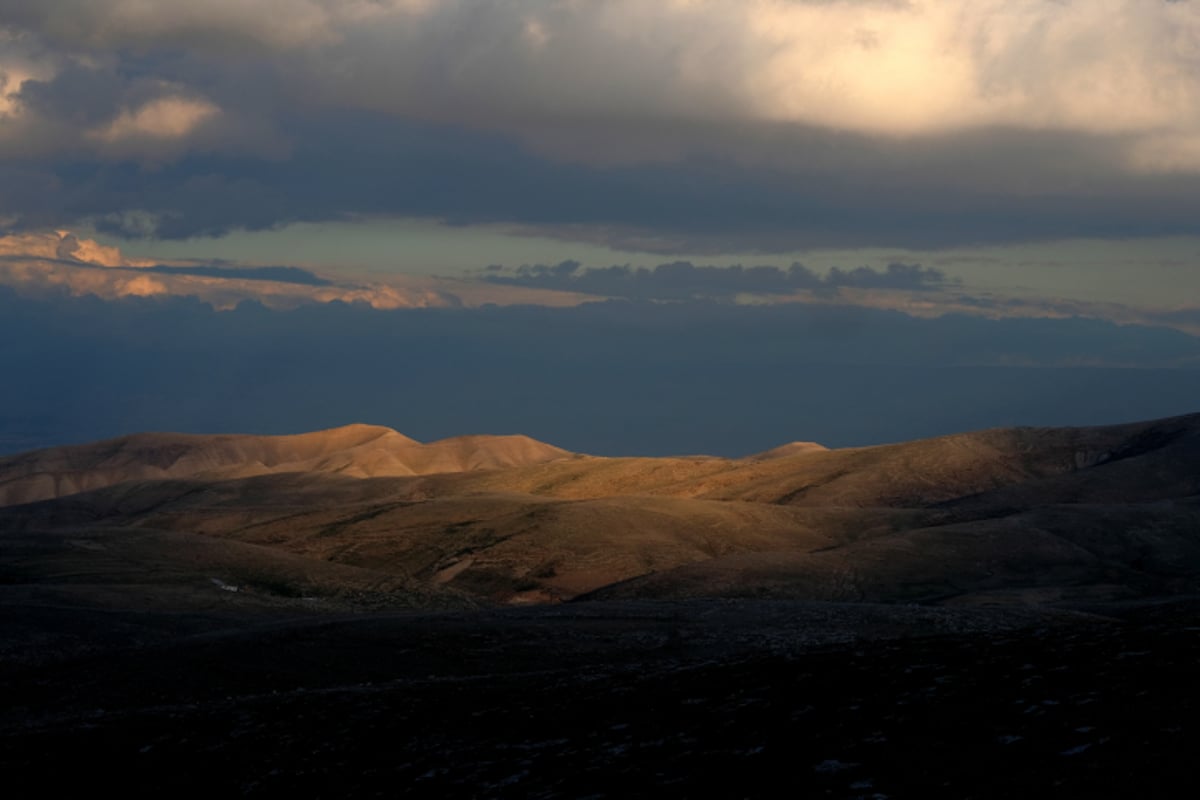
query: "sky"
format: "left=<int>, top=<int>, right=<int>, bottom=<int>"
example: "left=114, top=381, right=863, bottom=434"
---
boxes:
left=2, top=1, right=1200, bottom=454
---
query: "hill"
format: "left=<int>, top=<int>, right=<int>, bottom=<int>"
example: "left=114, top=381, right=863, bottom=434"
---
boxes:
left=0, top=425, right=573, bottom=506
left=2, top=412, right=1199, bottom=609
left=5, top=413, right=1200, bottom=797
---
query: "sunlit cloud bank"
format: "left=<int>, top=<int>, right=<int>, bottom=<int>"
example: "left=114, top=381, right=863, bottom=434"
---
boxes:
left=0, top=231, right=454, bottom=309
left=0, top=230, right=150, bottom=266
left=6, top=1, right=1200, bottom=165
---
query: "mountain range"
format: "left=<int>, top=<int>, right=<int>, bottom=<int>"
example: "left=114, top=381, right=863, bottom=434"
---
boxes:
left=3, top=413, right=1198, bottom=613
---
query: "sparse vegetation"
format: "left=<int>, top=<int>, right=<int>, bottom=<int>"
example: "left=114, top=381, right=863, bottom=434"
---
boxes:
left=2, top=413, right=1200, bottom=796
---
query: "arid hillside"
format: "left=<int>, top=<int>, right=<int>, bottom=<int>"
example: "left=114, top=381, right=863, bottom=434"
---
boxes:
left=4, top=414, right=1200, bottom=799
left=0, top=424, right=574, bottom=506
left=2, top=413, right=1198, bottom=611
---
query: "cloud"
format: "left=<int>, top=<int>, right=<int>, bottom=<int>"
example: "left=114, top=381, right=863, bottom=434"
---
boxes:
left=0, top=30, right=55, bottom=118
left=825, top=263, right=950, bottom=292
left=3, top=2, right=1200, bottom=250
left=9, top=229, right=1200, bottom=340
left=0, top=0, right=341, bottom=51
left=0, top=230, right=455, bottom=309
left=6, top=107, right=1198, bottom=253
left=484, top=260, right=949, bottom=300
left=139, top=262, right=332, bottom=287
left=6, top=1, right=1200, bottom=166
left=89, top=95, right=219, bottom=143
left=0, top=253, right=455, bottom=308
left=481, top=257, right=1200, bottom=338
left=0, top=230, right=142, bottom=265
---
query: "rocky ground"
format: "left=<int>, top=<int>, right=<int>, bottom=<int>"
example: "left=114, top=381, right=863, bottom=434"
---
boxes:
left=3, top=597, right=1198, bottom=798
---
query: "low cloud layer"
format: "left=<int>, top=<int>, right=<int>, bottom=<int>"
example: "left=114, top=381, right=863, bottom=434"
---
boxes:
left=0, top=231, right=453, bottom=308
left=7, top=231, right=1200, bottom=339
left=485, top=261, right=949, bottom=300
left=2, top=2, right=1200, bottom=251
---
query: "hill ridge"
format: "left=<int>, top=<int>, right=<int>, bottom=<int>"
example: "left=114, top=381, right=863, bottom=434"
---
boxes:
left=1, top=411, right=1198, bottom=607
left=0, top=425, right=573, bottom=506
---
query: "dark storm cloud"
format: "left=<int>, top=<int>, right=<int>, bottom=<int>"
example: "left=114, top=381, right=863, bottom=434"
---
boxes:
left=4, top=3, right=1200, bottom=251
left=484, top=260, right=947, bottom=299
left=4, top=109, right=1200, bottom=251
left=3, top=289, right=1199, bottom=457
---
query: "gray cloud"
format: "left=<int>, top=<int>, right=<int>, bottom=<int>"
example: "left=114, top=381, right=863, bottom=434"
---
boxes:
left=484, top=260, right=948, bottom=300
left=7, top=2, right=1199, bottom=163
left=3, top=2, right=1200, bottom=253
left=0, top=231, right=455, bottom=308
left=139, top=262, right=332, bottom=286
left=0, top=254, right=332, bottom=285
left=3, top=108, right=1200, bottom=253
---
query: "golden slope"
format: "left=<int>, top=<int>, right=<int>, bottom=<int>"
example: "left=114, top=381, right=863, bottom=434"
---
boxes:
left=432, top=413, right=1200, bottom=508
left=2, top=413, right=1198, bottom=607
left=0, top=425, right=573, bottom=506
left=2, top=475, right=921, bottom=604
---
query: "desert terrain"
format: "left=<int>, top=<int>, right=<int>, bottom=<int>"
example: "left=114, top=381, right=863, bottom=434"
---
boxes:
left=2, top=414, right=1199, bottom=796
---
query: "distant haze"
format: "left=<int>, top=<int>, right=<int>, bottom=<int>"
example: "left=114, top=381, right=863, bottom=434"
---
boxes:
left=3, top=288, right=1198, bottom=457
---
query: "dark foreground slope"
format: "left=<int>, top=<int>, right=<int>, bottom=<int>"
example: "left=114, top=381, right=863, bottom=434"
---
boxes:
left=3, top=599, right=1199, bottom=798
